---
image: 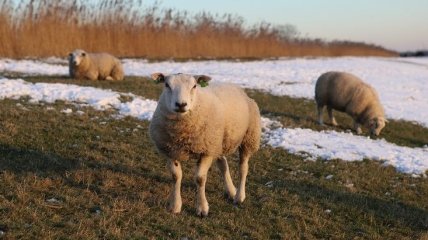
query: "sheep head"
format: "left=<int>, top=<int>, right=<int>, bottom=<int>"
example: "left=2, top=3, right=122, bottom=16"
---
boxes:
left=369, top=117, right=387, bottom=136
left=151, top=73, right=211, bottom=114
left=68, top=49, right=87, bottom=66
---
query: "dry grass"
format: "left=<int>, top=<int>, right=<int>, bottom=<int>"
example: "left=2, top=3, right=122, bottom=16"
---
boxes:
left=0, top=0, right=397, bottom=59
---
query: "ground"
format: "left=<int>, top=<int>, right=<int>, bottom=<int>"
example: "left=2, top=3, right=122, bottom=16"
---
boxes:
left=1, top=75, right=428, bottom=239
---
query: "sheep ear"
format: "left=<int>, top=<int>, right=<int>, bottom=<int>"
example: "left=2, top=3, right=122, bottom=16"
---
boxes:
left=151, top=73, right=165, bottom=84
left=378, top=117, right=388, bottom=123
left=195, top=75, right=211, bottom=87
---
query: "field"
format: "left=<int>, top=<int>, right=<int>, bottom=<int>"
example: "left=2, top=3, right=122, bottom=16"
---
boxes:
left=0, top=57, right=427, bottom=239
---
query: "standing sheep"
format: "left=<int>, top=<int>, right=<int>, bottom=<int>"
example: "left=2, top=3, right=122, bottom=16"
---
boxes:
left=68, top=49, right=124, bottom=81
left=149, top=73, right=261, bottom=217
left=315, top=71, right=387, bottom=136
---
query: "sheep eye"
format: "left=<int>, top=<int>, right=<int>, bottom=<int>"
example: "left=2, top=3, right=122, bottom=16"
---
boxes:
left=193, top=84, right=197, bottom=89
left=165, top=83, right=170, bottom=89
left=81, top=53, right=86, bottom=57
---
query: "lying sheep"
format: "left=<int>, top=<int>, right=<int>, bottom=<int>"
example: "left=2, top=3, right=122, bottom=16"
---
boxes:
left=68, top=49, right=124, bottom=81
left=149, top=73, right=261, bottom=217
left=315, top=71, right=387, bottom=136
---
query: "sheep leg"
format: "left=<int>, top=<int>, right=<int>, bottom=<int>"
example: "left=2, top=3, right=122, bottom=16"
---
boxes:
left=167, top=159, right=182, bottom=214
left=86, top=72, right=98, bottom=81
left=234, top=150, right=250, bottom=204
left=195, top=155, right=213, bottom=217
left=111, top=64, right=124, bottom=81
left=327, top=106, right=337, bottom=126
left=354, top=120, right=362, bottom=134
left=216, top=156, right=236, bottom=199
left=317, top=104, right=324, bottom=125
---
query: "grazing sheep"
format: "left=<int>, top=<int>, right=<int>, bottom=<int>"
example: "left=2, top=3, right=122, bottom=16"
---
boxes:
left=149, top=73, right=261, bottom=217
left=315, top=71, right=387, bottom=136
left=68, top=49, right=124, bottom=81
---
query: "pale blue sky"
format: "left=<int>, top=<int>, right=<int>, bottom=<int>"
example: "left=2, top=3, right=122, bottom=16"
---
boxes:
left=145, top=0, right=428, bottom=51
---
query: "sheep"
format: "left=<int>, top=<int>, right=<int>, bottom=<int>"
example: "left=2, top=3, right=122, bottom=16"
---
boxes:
left=315, top=71, right=387, bottom=136
left=149, top=73, right=261, bottom=217
left=68, top=49, right=124, bottom=81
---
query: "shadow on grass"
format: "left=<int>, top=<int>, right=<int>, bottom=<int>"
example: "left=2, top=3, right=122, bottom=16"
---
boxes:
left=279, top=179, right=428, bottom=232
left=0, top=142, right=172, bottom=188
left=0, top=143, right=80, bottom=174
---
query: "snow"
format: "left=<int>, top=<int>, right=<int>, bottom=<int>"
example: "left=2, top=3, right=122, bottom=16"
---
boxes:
left=118, top=97, right=157, bottom=120
left=0, top=78, right=121, bottom=109
left=61, top=108, right=73, bottom=114
left=397, top=57, right=428, bottom=66
left=0, top=78, right=157, bottom=120
left=123, top=57, right=428, bottom=127
left=262, top=117, right=428, bottom=174
left=1, top=57, right=427, bottom=126
left=0, top=59, right=66, bottom=75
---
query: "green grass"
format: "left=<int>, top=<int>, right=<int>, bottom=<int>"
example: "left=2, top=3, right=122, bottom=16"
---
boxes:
left=0, top=76, right=428, bottom=239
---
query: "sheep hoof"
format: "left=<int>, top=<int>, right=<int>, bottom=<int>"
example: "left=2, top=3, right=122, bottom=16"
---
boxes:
left=168, top=199, right=182, bottom=214
left=223, top=192, right=235, bottom=201
left=196, top=206, right=209, bottom=217
left=226, top=188, right=237, bottom=200
left=196, top=200, right=209, bottom=217
left=106, top=76, right=114, bottom=81
left=233, top=193, right=246, bottom=204
left=168, top=207, right=182, bottom=214
left=197, top=211, right=208, bottom=218
left=168, top=205, right=182, bottom=214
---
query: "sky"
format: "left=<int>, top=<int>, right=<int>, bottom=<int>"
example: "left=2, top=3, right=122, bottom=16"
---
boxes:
left=145, top=0, right=428, bottom=52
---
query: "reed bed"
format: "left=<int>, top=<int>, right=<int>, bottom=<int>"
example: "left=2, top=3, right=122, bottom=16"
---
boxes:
left=0, top=0, right=397, bottom=59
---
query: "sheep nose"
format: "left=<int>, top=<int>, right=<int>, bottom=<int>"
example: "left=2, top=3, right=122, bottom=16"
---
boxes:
left=175, top=102, right=187, bottom=108
left=370, top=131, right=379, bottom=137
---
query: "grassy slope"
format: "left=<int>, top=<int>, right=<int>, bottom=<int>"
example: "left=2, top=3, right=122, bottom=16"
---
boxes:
left=0, top=76, right=427, bottom=239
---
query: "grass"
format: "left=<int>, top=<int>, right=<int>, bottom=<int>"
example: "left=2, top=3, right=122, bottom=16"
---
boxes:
left=1, top=76, right=428, bottom=239
left=0, top=0, right=397, bottom=59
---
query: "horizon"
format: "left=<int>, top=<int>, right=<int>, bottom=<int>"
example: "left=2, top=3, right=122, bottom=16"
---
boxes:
left=145, top=0, right=428, bottom=52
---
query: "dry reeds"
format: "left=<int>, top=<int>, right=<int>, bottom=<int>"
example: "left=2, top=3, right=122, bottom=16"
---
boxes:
left=0, top=0, right=397, bottom=59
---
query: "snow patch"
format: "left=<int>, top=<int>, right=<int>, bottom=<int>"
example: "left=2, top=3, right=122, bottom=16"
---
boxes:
left=0, top=78, right=157, bottom=120
left=261, top=117, right=428, bottom=174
